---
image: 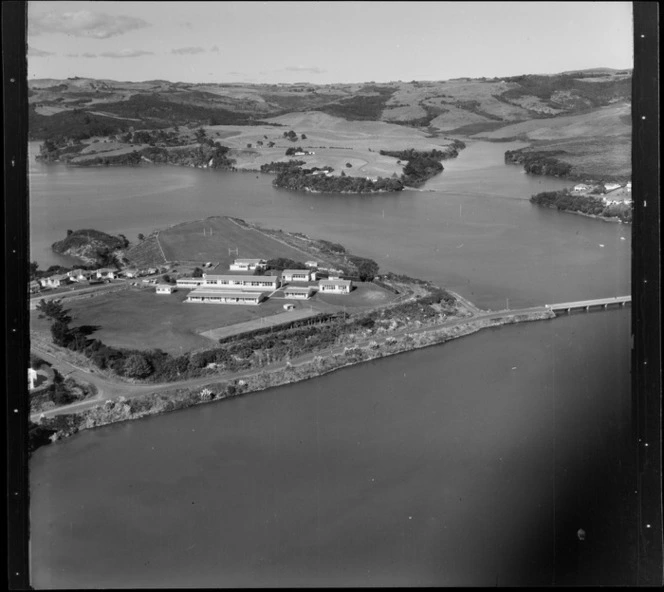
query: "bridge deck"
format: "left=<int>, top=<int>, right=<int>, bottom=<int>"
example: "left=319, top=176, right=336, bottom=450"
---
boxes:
left=546, top=296, right=631, bottom=310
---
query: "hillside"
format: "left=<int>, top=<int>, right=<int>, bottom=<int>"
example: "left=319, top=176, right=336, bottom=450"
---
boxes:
left=29, top=70, right=632, bottom=182
left=29, top=71, right=631, bottom=139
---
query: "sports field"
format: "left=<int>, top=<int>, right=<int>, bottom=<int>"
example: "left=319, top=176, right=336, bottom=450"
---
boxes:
left=31, top=287, right=308, bottom=355
left=157, top=216, right=326, bottom=267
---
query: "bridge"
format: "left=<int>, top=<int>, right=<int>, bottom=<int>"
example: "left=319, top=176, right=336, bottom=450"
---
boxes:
left=544, top=295, right=631, bottom=314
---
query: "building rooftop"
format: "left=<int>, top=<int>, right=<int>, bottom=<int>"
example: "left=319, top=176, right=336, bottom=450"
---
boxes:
left=187, top=289, right=266, bottom=299
left=204, top=274, right=280, bottom=282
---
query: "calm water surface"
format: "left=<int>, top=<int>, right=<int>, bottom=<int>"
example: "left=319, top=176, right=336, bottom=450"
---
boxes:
left=28, top=141, right=629, bottom=309
left=29, top=140, right=634, bottom=587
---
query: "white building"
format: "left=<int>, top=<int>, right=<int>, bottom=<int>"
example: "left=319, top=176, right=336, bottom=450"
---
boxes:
left=229, top=258, right=267, bottom=272
left=283, top=286, right=314, bottom=299
left=156, top=284, right=174, bottom=294
left=96, top=268, right=116, bottom=280
left=305, top=261, right=318, bottom=268
left=176, top=277, right=204, bottom=289
left=202, top=274, right=280, bottom=291
left=318, top=279, right=353, bottom=294
left=44, top=274, right=70, bottom=288
left=28, top=368, right=38, bottom=390
left=604, top=183, right=621, bottom=193
left=185, top=288, right=266, bottom=305
left=573, top=184, right=590, bottom=192
left=282, top=269, right=313, bottom=283
left=626, top=182, right=632, bottom=193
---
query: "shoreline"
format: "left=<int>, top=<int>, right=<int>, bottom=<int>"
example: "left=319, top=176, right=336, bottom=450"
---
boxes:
left=33, top=309, right=554, bottom=446
left=534, top=203, right=629, bottom=224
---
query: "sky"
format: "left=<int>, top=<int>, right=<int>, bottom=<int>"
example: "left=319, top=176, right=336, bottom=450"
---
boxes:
left=27, top=1, right=634, bottom=84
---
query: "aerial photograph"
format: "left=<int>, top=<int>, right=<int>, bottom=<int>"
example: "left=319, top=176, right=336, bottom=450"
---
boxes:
left=19, top=0, right=659, bottom=588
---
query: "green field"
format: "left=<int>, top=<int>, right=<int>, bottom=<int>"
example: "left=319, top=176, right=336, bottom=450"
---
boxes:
left=30, top=281, right=398, bottom=355
left=157, top=216, right=326, bottom=267
left=31, top=287, right=307, bottom=355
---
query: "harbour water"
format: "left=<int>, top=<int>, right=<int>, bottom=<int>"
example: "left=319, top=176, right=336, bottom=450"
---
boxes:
left=28, top=140, right=633, bottom=586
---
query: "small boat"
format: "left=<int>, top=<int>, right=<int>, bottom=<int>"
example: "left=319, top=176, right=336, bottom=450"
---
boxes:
left=599, top=244, right=605, bottom=248
left=511, top=367, right=517, bottom=370
left=620, top=237, right=626, bottom=240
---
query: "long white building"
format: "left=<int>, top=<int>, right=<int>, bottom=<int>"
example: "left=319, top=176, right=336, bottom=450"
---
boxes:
left=202, top=274, right=280, bottom=291
left=318, top=279, right=352, bottom=294
left=185, top=288, right=266, bottom=305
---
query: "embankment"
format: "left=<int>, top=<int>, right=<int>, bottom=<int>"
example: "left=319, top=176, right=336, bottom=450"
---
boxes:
left=33, top=309, right=554, bottom=444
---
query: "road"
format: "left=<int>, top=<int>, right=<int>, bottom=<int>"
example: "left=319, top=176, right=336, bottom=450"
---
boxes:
left=30, top=305, right=550, bottom=422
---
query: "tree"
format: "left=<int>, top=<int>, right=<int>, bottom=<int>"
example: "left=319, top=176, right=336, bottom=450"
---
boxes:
left=192, top=267, right=203, bottom=278
left=51, top=320, right=73, bottom=347
left=29, top=261, right=39, bottom=279
left=37, top=299, right=72, bottom=324
left=67, top=229, right=73, bottom=236
left=301, top=133, right=307, bottom=140
left=137, top=233, right=145, bottom=241
left=123, top=354, right=153, bottom=378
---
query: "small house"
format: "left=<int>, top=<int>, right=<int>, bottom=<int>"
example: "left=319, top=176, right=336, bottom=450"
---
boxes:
left=96, top=268, right=116, bottom=280
left=156, top=284, right=174, bottom=294
left=283, top=303, right=296, bottom=311
left=573, top=184, right=590, bottom=192
left=318, top=279, right=352, bottom=294
left=283, top=286, right=314, bottom=300
left=604, top=183, right=621, bottom=193
left=305, top=261, right=318, bottom=268
left=45, top=274, right=70, bottom=288
left=229, top=258, right=267, bottom=272
left=28, top=280, right=41, bottom=294
left=625, top=182, right=632, bottom=193
left=282, top=269, right=312, bottom=283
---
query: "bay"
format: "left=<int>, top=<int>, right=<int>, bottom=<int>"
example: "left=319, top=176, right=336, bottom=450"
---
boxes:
left=28, top=138, right=634, bottom=586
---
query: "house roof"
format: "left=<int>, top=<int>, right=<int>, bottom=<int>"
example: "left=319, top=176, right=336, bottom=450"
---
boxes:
left=284, top=286, right=313, bottom=293
left=282, top=269, right=310, bottom=275
left=233, top=258, right=266, bottom=264
left=319, top=279, right=352, bottom=287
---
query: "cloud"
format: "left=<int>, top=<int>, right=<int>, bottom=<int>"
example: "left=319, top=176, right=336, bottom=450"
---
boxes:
left=30, top=10, right=150, bottom=39
left=171, top=46, right=206, bottom=55
left=284, top=66, right=326, bottom=74
left=28, top=46, right=55, bottom=57
left=99, top=49, right=154, bottom=59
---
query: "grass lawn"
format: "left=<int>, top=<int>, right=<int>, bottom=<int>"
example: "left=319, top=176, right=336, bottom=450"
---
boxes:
left=313, top=281, right=397, bottom=310
left=158, top=216, right=318, bottom=267
left=30, top=282, right=398, bottom=356
left=31, top=286, right=317, bottom=355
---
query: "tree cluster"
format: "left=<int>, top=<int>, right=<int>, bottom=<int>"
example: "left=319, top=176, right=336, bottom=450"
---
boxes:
left=273, top=165, right=404, bottom=193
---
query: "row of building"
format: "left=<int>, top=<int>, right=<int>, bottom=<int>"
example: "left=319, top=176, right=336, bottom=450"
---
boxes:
left=573, top=181, right=632, bottom=205
left=31, top=265, right=167, bottom=293
left=163, top=258, right=353, bottom=306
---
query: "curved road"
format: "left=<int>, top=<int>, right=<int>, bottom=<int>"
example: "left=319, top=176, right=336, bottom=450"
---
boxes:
left=31, top=305, right=550, bottom=422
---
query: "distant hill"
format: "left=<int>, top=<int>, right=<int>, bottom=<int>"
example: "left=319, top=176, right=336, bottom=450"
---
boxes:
left=28, top=70, right=632, bottom=141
